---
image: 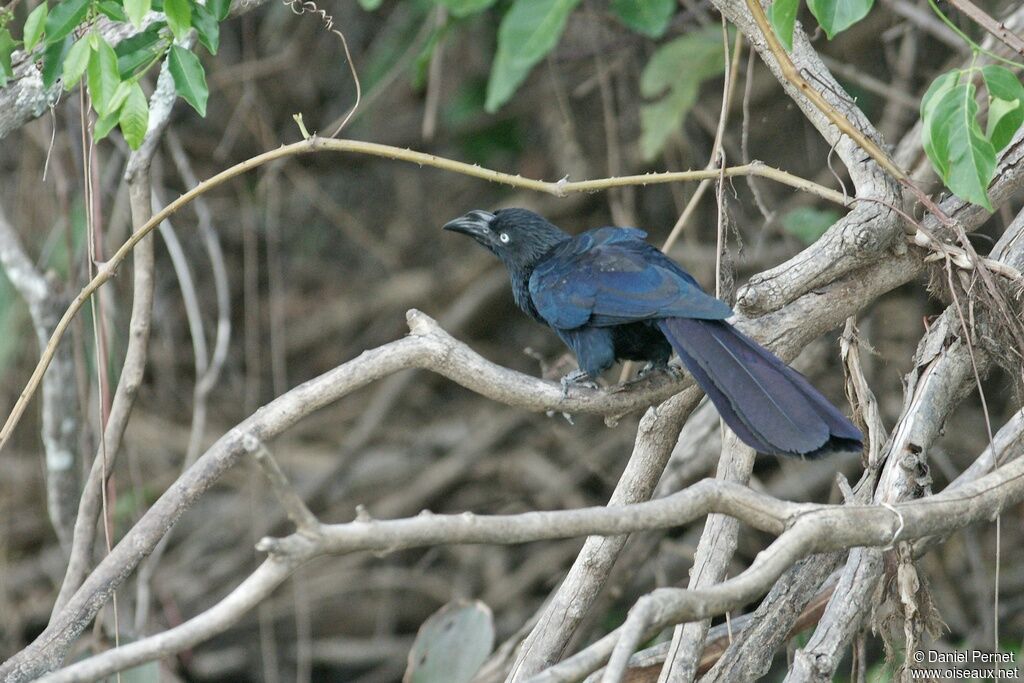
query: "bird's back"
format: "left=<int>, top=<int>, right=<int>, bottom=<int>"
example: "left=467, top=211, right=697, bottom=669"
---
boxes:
left=528, top=227, right=733, bottom=330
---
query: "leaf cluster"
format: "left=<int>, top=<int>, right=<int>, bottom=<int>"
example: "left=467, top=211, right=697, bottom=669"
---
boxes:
left=921, top=66, right=1024, bottom=209
left=1, top=0, right=225, bottom=148
left=762, top=0, right=1024, bottom=209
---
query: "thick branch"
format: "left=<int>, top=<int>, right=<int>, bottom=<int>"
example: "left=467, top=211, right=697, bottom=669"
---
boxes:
left=785, top=205, right=1024, bottom=681
left=531, top=416, right=1024, bottom=683
left=710, top=0, right=904, bottom=315
left=36, top=428, right=1024, bottom=683
left=658, top=433, right=755, bottom=681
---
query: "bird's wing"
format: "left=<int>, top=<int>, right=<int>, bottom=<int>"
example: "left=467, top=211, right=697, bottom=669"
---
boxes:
left=528, top=228, right=733, bottom=329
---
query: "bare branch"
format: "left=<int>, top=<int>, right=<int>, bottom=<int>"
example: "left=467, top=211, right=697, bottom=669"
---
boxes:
left=36, top=428, right=1024, bottom=683
left=658, top=433, right=756, bottom=681
left=945, top=0, right=1024, bottom=57
left=53, top=55, right=179, bottom=615
left=786, top=205, right=1024, bottom=680
left=0, top=200, right=80, bottom=550
left=528, top=413, right=1024, bottom=683
left=710, top=0, right=903, bottom=315
left=244, top=436, right=320, bottom=533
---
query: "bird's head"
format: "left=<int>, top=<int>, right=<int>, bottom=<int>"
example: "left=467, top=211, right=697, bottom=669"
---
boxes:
left=443, top=208, right=569, bottom=271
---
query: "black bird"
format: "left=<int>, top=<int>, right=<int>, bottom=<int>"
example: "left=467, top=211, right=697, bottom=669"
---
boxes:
left=443, top=208, right=862, bottom=459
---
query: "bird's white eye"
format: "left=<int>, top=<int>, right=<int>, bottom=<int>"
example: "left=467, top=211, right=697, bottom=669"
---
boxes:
left=499, top=232, right=511, bottom=243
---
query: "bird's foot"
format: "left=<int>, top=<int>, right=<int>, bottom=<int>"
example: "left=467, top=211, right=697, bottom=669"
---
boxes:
left=560, top=369, right=599, bottom=398
left=637, top=362, right=685, bottom=380
left=613, top=362, right=684, bottom=393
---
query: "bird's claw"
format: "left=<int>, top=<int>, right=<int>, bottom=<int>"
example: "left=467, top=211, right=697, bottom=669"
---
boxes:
left=613, top=362, right=685, bottom=393
left=638, top=362, right=684, bottom=381
left=560, top=369, right=598, bottom=398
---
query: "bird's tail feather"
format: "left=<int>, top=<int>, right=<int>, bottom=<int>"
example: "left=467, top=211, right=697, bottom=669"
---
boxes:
left=657, top=318, right=862, bottom=458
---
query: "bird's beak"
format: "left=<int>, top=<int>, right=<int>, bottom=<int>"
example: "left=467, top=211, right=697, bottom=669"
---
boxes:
left=443, top=210, right=497, bottom=245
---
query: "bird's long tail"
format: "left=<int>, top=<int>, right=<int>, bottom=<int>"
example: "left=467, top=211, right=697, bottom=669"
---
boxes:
left=657, top=318, right=862, bottom=458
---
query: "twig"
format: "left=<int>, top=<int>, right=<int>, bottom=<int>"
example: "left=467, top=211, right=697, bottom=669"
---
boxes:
left=742, top=48, right=774, bottom=222
left=166, top=132, right=232, bottom=439
left=841, top=318, right=888, bottom=469
left=945, top=0, right=1024, bottom=57
left=244, top=436, right=320, bottom=533
left=880, top=0, right=965, bottom=50
left=661, top=31, right=745, bottom=254
left=0, top=139, right=852, bottom=453
left=740, top=0, right=905, bottom=181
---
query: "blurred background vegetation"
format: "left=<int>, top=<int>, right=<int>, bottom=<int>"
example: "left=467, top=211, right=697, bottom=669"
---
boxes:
left=1, top=0, right=1022, bottom=680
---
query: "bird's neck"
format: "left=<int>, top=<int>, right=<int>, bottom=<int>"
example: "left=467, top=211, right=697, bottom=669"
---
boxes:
left=509, top=264, right=542, bottom=321
left=506, top=236, right=568, bottom=322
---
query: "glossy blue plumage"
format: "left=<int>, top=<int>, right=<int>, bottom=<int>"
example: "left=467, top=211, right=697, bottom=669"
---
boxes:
left=443, top=208, right=863, bottom=459
left=529, top=228, right=733, bottom=329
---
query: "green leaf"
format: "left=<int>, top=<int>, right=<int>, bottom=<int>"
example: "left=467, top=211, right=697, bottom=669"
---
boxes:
left=435, top=0, right=496, bottom=17
left=107, top=79, right=132, bottom=112
left=980, top=65, right=1023, bottom=103
left=164, top=0, right=192, bottom=40
left=168, top=44, right=207, bottom=115
left=93, top=109, right=119, bottom=140
left=921, top=70, right=958, bottom=118
left=192, top=3, right=219, bottom=54
left=640, top=84, right=698, bottom=159
left=638, top=26, right=726, bottom=159
left=412, top=21, right=448, bottom=90
left=920, top=71, right=959, bottom=179
left=405, top=601, right=495, bottom=683
left=781, top=206, right=841, bottom=244
left=208, top=0, right=230, bottom=21
left=806, top=0, right=873, bottom=39
left=116, top=24, right=164, bottom=77
left=119, top=81, right=149, bottom=148
left=982, top=65, right=1024, bottom=152
left=769, top=0, right=799, bottom=51
left=358, top=0, right=383, bottom=9
left=928, top=83, right=996, bottom=209
left=109, top=661, right=160, bottom=683
left=61, top=33, right=92, bottom=89
left=987, top=96, right=1022, bottom=153
left=0, top=29, right=14, bottom=87
left=87, top=36, right=121, bottom=116
left=43, top=0, right=90, bottom=45
left=97, top=0, right=127, bottom=22
left=640, top=26, right=725, bottom=98
left=124, top=0, right=151, bottom=27
left=24, top=3, right=49, bottom=52
left=42, top=35, right=71, bottom=88
left=484, top=0, right=582, bottom=112
left=610, top=0, right=675, bottom=38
